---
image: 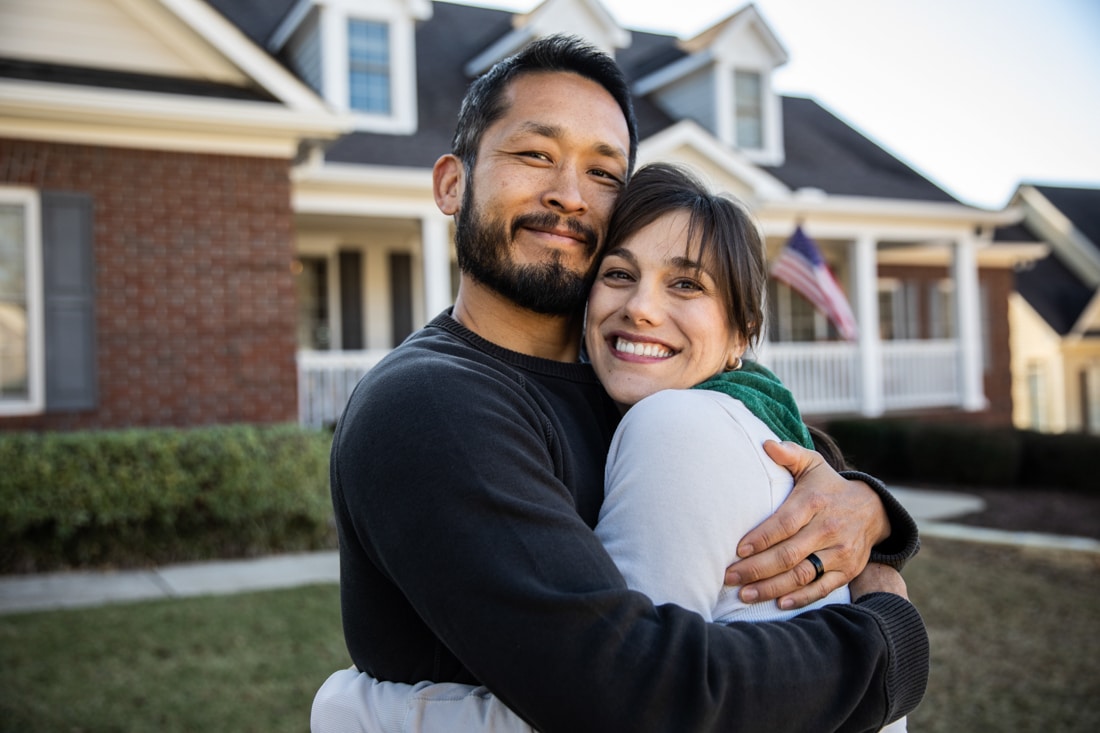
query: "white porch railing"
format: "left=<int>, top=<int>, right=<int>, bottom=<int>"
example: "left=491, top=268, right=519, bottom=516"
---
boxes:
left=765, top=342, right=862, bottom=415
left=297, top=340, right=966, bottom=426
left=881, top=339, right=961, bottom=410
left=764, top=339, right=962, bottom=416
left=296, top=350, right=389, bottom=428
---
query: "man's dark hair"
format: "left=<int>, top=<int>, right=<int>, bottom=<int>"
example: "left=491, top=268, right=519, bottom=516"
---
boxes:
left=451, top=34, right=639, bottom=177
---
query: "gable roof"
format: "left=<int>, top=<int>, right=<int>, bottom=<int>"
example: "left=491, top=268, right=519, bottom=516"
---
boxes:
left=280, top=1, right=953, bottom=204
left=1016, top=252, right=1095, bottom=336
left=1013, top=183, right=1100, bottom=336
left=204, top=0, right=300, bottom=49
left=762, top=96, right=957, bottom=202
left=1032, top=184, right=1100, bottom=253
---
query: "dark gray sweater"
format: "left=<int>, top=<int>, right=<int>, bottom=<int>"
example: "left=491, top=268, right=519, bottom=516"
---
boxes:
left=330, top=312, right=927, bottom=732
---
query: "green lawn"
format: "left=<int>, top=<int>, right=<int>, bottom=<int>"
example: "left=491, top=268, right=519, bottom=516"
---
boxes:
left=1, top=537, right=1097, bottom=732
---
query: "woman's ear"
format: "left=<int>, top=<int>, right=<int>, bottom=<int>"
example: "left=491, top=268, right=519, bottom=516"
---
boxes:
left=433, top=154, right=464, bottom=215
left=725, top=337, right=748, bottom=371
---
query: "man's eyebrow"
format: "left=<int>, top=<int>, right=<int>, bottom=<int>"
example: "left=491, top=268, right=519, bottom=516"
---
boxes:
left=515, top=122, right=628, bottom=167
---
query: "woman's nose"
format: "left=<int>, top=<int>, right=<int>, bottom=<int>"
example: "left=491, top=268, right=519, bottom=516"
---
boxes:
left=622, top=282, right=663, bottom=325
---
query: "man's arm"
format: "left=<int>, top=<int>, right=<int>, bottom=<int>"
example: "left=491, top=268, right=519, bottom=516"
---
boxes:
left=337, top=360, right=927, bottom=732
left=725, top=440, right=920, bottom=610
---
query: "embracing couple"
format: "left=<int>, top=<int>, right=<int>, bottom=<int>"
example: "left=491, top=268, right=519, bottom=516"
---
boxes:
left=313, top=35, right=927, bottom=733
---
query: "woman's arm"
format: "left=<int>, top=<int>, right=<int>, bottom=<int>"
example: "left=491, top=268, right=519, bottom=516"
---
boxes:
left=311, top=668, right=535, bottom=733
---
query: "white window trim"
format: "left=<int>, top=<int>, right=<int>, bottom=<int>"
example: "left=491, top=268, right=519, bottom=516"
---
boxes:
left=0, top=187, right=44, bottom=416
left=320, top=6, right=419, bottom=134
left=715, top=62, right=783, bottom=165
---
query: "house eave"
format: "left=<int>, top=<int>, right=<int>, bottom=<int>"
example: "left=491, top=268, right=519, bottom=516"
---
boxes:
left=0, top=78, right=349, bottom=157
left=761, top=193, right=1023, bottom=226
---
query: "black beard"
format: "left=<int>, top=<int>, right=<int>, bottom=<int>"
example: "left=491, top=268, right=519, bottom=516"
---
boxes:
left=454, top=185, right=598, bottom=315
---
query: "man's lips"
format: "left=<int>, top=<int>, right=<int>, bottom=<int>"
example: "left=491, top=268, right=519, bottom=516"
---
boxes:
left=512, top=213, right=597, bottom=253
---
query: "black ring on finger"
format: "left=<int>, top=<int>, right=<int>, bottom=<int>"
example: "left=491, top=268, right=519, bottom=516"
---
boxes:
left=806, top=553, right=825, bottom=583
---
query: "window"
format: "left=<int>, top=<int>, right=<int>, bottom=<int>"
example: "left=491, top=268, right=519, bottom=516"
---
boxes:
left=734, top=70, right=763, bottom=149
left=1081, top=365, right=1100, bottom=434
left=767, top=280, right=833, bottom=342
left=1026, top=361, right=1047, bottom=431
left=929, top=279, right=956, bottom=339
left=294, top=256, right=330, bottom=350
left=0, top=189, right=42, bottom=414
left=877, top=279, right=919, bottom=340
left=348, top=19, right=391, bottom=114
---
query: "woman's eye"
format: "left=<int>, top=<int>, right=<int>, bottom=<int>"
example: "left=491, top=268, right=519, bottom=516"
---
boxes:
left=672, top=279, right=703, bottom=291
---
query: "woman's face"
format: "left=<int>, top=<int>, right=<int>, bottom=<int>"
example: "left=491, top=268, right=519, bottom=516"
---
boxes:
left=585, top=210, right=745, bottom=411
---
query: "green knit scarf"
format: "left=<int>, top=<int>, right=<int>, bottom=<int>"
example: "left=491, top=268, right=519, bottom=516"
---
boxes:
left=692, top=360, right=813, bottom=449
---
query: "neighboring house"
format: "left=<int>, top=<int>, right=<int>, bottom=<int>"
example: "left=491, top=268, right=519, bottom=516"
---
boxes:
left=0, top=0, right=1044, bottom=432
left=1010, top=184, right=1100, bottom=434
left=0, top=0, right=348, bottom=430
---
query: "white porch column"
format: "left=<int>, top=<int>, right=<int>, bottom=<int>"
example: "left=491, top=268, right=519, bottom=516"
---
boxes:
left=421, top=214, right=452, bottom=319
left=953, top=233, right=987, bottom=410
left=854, top=233, right=883, bottom=416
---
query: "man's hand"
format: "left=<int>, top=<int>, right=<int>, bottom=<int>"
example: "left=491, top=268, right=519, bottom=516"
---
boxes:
left=724, top=440, right=891, bottom=610
left=849, top=562, right=909, bottom=601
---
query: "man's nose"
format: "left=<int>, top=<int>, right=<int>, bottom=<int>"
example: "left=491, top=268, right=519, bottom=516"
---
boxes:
left=542, top=166, right=588, bottom=215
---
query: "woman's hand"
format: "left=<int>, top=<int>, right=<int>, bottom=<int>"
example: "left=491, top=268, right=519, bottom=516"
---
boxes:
left=724, top=440, right=891, bottom=610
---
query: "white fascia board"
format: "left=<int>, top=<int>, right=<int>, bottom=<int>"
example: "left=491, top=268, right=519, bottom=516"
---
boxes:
left=1018, top=185, right=1100, bottom=285
left=874, top=242, right=1049, bottom=268
left=292, top=162, right=437, bottom=216
left=760, top=193, right=1023, bottom=227
left=464, top=28, right=535, bottom=78
left=293, top=161, right=433, bottom=190
left=156, top=0, right=331, bottom=112
left=638, top=119, right=789, bottom=199
left=268, top=0, right=314, bottom=52
left=633, top=50, right=713, bottom=96
left=0, top=79, right=350, bottom=156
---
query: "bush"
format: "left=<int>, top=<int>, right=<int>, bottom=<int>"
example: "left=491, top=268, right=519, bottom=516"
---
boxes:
left=824, top=418, right=1094, bottom=494
left=1018, top=430, right=1100, bottom=492
left=0, top=424, right=335, bottom=573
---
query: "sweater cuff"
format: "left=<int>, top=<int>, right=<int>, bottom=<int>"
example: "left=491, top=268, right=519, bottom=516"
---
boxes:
left=855, top=592, right=930, bottom=725
left=840, top=470, right=921, bottom=570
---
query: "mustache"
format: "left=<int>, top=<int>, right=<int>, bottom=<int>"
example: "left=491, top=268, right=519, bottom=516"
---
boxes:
left=511, top=213, right=599, bottom=254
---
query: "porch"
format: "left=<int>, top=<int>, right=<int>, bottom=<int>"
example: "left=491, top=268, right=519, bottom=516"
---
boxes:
left=297, top=340, right=965, bottom=428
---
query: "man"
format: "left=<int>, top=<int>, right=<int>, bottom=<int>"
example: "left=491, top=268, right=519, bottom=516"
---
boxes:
left=319, top=36, right=926, bottom=732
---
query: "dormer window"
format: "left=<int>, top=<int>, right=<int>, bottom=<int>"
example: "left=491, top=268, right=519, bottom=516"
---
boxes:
left=734, top=69, right=761, bottom=148
left=271, top=0, right=431, bottom=135
left=733, top=70, right=763, bottom=149
left=348, top=19, right=391, bottom=114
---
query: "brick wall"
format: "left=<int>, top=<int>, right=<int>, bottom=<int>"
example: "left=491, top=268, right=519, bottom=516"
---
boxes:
left=878, top=263, right=1015, bottom=426
left=0, top=138, right=299, bottom=430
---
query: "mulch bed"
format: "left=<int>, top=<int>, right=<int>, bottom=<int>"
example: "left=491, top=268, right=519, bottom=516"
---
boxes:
left=912, top=485, right=1100, bottom=540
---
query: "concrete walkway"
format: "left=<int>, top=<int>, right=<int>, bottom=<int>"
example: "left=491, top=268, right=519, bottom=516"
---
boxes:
left=2, top=487, right=1097, bottom=616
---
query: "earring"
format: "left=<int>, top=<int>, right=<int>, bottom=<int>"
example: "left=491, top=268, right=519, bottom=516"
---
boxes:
left=726, top=356, right=742, bottom=371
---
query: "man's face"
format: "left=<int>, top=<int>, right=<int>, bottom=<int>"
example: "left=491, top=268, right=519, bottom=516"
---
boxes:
left=455, top=72, right=631, bottom=314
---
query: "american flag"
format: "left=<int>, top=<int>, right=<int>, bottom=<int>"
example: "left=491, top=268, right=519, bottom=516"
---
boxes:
left=770, top=226, right=859, bottom=341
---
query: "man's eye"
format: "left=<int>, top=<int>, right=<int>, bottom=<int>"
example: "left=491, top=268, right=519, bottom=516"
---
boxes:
left=590, top=169, right=624, bottom=185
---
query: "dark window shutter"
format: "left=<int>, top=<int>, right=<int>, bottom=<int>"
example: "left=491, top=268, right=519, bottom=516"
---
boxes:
left=41, top=192, right=97, bottom=411
left=338, top=250, right=364, bottom=350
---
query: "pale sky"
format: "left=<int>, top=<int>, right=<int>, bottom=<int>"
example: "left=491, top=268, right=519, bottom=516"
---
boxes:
left=455, top=0, right=1100, bottom=209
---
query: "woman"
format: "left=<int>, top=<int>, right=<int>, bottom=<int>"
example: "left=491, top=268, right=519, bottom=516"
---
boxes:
left=313, top=163, right=908, bottom=732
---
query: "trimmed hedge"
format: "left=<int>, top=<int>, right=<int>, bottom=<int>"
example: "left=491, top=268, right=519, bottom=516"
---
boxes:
left=0, top=424, right=335, bottom=573
left=824, top=418, right=1098, bottom=494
